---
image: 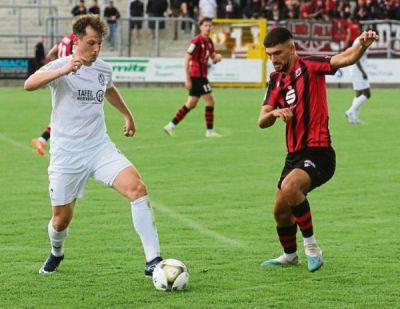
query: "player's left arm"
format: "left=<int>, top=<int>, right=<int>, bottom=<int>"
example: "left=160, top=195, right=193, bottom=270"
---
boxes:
left=330, top=30, right=378, bottom=71
left=105, top=86, right=136, bottom=137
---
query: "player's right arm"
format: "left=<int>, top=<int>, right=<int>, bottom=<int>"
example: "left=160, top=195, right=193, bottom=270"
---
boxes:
left=184, top=52, right=192, bottom=90
left=24, top=56, right=83, bottom=91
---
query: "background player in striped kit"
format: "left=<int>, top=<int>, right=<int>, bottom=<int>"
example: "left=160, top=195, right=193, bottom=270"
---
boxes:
left=258, top=27, right=377, bottom=272
left=163, top=17, right=223, bottom=138
left=31, top=32, right=76, bottom=156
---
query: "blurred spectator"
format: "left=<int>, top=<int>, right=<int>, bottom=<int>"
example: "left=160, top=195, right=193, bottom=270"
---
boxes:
left=34, top=36, right=46, bottom=71
left=199, top=0, right=217, bottom=18
left=88, top=0, right=101, bottom=15
left=284, top=0, right=300, bottom=18
left=186, top=0, right=199, bottom=23
left=147, top=0, right=168, bottom=39
left=168, top=0, right=188, bottom=40
left=334, top=0, right=351, bottom=18
left=389, top=0, right=400, bottom=19
left=353, top=0, right=374, bottom=20
left=223, top=0, right=240, bottom=18
left=375, top=0, right=390, bottom=18
left=264, top=0, right=287, bottom=21
left=344, top=16, right=360, bottom=49
left=245, top=0, right=262, bottom=18
left=104, top=0, right=121, bottom=50
left=314, top=0, right=329, bottom=19
left=129, top=0, right=144, bottom=44
left=71, top=0, right=87, bottom=16
left=300, top=0, right=318, bottom=18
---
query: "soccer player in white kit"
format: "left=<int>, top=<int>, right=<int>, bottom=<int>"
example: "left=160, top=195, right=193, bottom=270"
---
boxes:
left=24, top=15, right=162, bottom=276
left=345, top=37, right=371, bottom=124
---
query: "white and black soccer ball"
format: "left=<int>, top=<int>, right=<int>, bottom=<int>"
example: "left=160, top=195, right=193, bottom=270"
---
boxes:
left=152, top=259, right=189, bottom=292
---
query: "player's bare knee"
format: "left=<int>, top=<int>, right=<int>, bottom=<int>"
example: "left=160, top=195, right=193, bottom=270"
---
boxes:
left=51, top=217, right=70, bottom=231
left=274, top=208, right=293, bottom=225
left=125, top=180, right=147, bottom=200
left=280, top=184, right=301, bottom=206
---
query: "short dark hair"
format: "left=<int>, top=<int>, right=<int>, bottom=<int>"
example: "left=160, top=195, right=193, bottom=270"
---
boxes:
left=73, top=14, right=108, bottom=38
left=199, top=17, right=212, bottom=26
left=264, top=27, right=293, bottom=48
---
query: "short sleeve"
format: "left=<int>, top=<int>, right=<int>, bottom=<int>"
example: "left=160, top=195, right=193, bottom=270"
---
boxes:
left=105, top=63, right=114, bottom=89
left=263, top=73, right=282, bottom=108
left=37, top=58, right=67, bottom=88
left=303, top=56, right=337, bottom=75
left=187, top=38, right=197, bottom=54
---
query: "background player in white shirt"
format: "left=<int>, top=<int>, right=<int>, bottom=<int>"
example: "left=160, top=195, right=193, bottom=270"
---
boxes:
left=24, top=14, right=162, bottom=276
left=345, top=37, right=372, bottom=124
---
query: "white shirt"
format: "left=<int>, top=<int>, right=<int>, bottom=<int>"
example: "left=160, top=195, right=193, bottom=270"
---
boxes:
left=199, top=0, right=217, bottom=18
left=350, top=38, right=368, bottom=79
left=44, top=56, right=113, bottom=154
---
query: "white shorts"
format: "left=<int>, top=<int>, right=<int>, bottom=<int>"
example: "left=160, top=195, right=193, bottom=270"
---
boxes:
left=352, top=77, right=370, bottom=91
left=48, top=139, right=133, bottom=206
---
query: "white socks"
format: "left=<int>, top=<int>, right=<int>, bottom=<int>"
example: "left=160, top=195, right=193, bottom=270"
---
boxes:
left=303, top=235, right=317, bottom=246
left=348, top=94, right=368, bottom=115
left=131, top=196, right=160, bottom=262
left=284, top=252, right=298, bottom=261
left=48, top=221, right=68, bottom=257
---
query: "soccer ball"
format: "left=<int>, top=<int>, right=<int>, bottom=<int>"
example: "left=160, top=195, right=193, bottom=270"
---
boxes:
left=152, top=259, right=189, bottom=292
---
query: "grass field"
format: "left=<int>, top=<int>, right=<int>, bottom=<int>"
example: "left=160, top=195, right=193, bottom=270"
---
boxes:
left=0, top=86, right=399, bottom=308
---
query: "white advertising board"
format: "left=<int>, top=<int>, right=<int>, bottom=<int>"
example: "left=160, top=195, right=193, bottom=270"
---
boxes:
left=104, top=58, right=263, bottom=83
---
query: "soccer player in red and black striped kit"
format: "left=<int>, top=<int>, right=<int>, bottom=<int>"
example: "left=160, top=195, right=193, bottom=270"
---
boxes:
left=258, top=27, right=377, bottom=272
left=31, top=32, right=76, bottom=156
left=163, top=17, right=222, bottom=138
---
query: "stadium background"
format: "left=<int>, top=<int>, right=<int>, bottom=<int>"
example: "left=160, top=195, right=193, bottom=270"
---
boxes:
left=0, top=0, right=399, bottom=308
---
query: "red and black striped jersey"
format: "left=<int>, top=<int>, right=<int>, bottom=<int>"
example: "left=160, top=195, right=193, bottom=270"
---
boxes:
left=187, top=34, right=214, bottom=78
left=57, top=33, right=76, bottom=58
left=263, top=56, right=337, bottom=153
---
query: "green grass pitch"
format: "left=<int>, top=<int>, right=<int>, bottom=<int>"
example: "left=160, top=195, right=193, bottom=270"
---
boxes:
left=0, top=86, right=399, bottom=308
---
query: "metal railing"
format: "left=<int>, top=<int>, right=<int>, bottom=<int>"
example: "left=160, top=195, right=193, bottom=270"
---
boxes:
left=44, top=16, right=197, bottom=57
left=0, top=4, right=58, bottom=37
left=0, top=33, right=63, bottom=57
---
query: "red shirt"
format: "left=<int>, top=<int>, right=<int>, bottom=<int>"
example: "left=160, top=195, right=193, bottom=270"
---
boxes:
left=263, top=56, right=336, bottom=153
left=187, top=34, right=215, bottom=78
left=57, top=33, right=76, bottom=58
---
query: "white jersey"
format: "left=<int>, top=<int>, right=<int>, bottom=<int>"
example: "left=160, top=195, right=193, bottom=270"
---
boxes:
left=43, top=56, right=113, bottom=153
left=349, top=38, right=368, bottom=80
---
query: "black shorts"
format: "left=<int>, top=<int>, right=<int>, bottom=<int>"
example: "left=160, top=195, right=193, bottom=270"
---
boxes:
left=130, top=20, right=143, bottom=30
left=189, top=77, right=212, bottom=97
left=277, top=147, right=336, bottom=191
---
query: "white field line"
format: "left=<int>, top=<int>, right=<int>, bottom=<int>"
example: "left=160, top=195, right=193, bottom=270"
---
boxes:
left=0, top=133, right=49, bottom=158
left=133, top=127, right=233, bottom=150
left=152, top=201, right=246, bottom=248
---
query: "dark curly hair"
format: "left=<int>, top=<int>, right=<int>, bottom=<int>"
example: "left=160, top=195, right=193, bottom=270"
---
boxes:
left=264, top=27, right=293, bottom=48
left=73, top=14, right=108, bottom=38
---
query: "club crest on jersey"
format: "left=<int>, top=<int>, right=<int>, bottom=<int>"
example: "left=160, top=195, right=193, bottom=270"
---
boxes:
left=98, top=73, right=105, bottom=86
left=96, top=90, right=104, bottom=102
left=295, top=68, right=302, bottom=77
left=285, top=86, right=296, bottom=105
